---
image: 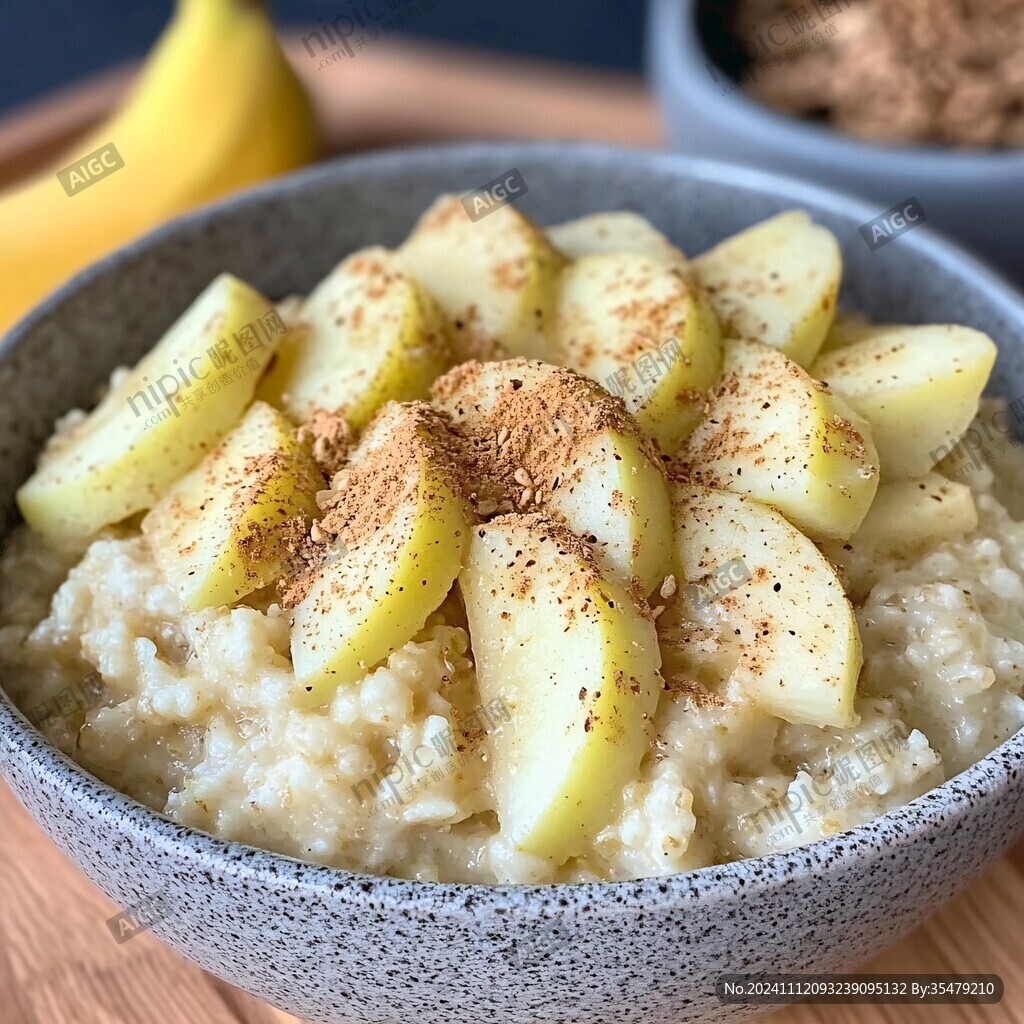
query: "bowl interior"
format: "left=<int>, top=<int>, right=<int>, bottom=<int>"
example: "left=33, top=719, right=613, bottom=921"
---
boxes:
left=1, top=140, right=1023, bottom=872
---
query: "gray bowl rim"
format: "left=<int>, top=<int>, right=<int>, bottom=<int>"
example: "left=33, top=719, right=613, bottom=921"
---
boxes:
left=1, top=140, right=1022, bottom=916
left=653, top=0, right=1024, bottom=172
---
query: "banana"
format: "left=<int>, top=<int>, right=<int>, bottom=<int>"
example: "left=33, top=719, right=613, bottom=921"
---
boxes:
left=0, top=0, right=319, bottom=336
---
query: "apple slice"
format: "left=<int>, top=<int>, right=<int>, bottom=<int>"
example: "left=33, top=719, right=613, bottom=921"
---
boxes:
left=676, top=339, right=879, bottom=542
left=692, top=210, right=841, bottom=367
left=819, top=310, right=899, bottom=354
left=142, top=402, right=323, bottom=611
left=819, top=473, right=978, bottom=599
left=461, top=512, right=661, bottom=861
left=432, top=358, right=675, bottom=594
left=810, top=324, right=998, bottom=479
left=17, top=274, right=281, bottom=542
left=257, top=247, right=451, bottom=430
left=552, top=253, right=722, bottom=453
left=289, top=401, right=469, bottom=706
left=546, top=212, right=688, bottom=271
left=841, top=473, right=978, bottom=557
left=672, top=484, right=861, bottom=728
left=399, top=195, right=565, bottom=361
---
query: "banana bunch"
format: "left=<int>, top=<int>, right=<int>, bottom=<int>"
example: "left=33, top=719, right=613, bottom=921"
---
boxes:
left=0, top=0, right=320, bottom=336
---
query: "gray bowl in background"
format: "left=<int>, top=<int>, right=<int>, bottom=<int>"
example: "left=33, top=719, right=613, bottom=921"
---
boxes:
left=648, top=0, right=1024, bottom=284
left=0, top=143, right=1023, bottom=1024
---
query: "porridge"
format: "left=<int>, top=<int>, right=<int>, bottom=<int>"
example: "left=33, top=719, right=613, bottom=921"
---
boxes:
left=1, top=200, right=1021, bottom=884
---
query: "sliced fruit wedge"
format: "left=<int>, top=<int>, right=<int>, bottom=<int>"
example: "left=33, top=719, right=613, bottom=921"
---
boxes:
left=546, top=211, right=688, bottom=271
left=676, top=339, right=879, bottom=542
left=257, top=247, right=451, bottom=430
left=142, top=401, right=323, bottom=611
left=17, top=274, right=280, bottom=542
left=432, top=358, right=675, bottom=594
left=461, top=512, right=661, bottom=862
left=672, top=484, right=861, bottom=728
left=552, top=252, right=722, bottom=453
left=399, top=195, right=565, bottom=361
left=839, top=473, right=978, bottom=558
left=810, top=324, right=998, bottom=479
left=819, top=311, right=900, bottom=354
left=819, top=473, right=979, bottom=600
left=692, top=210, right=841, bottom=367
left=289, top=401, right=469, bottom=706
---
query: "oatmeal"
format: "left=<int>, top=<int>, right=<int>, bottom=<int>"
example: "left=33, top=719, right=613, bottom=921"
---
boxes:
left=2, top=200, right=1021, bottom=883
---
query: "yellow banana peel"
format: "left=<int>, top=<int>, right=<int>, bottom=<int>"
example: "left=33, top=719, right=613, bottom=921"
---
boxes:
left=0, top=0, right=320, bottom=336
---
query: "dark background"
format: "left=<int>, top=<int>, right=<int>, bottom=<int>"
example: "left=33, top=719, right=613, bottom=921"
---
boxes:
left=0, top=0, right=645, bottom=116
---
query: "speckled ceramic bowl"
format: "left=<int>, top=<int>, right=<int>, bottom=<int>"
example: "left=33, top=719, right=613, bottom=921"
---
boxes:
left=1, top=143, right=1022, bottom=1024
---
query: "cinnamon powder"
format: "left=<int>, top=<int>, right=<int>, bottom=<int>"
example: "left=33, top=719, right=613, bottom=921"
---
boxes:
left=280, top=401, right=460, bottom=608
left=433, top=359, right=664, bottom=519
left=735, top=0, right=1024, bottom=147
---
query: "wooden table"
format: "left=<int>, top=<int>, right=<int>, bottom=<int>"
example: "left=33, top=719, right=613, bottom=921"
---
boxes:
left=0, top=34, right=1021, bottom=1024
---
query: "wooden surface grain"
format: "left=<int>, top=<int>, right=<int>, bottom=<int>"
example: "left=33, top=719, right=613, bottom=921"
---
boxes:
left=0, top=34, right=1021, bottom=1024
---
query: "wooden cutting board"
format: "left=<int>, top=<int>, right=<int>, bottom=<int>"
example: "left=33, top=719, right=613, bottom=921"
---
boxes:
left=0, top=36, right=1021, bottom=1024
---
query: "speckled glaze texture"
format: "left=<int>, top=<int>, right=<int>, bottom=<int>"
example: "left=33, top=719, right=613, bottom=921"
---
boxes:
left=0, top=144, right=1022, bottom=1024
